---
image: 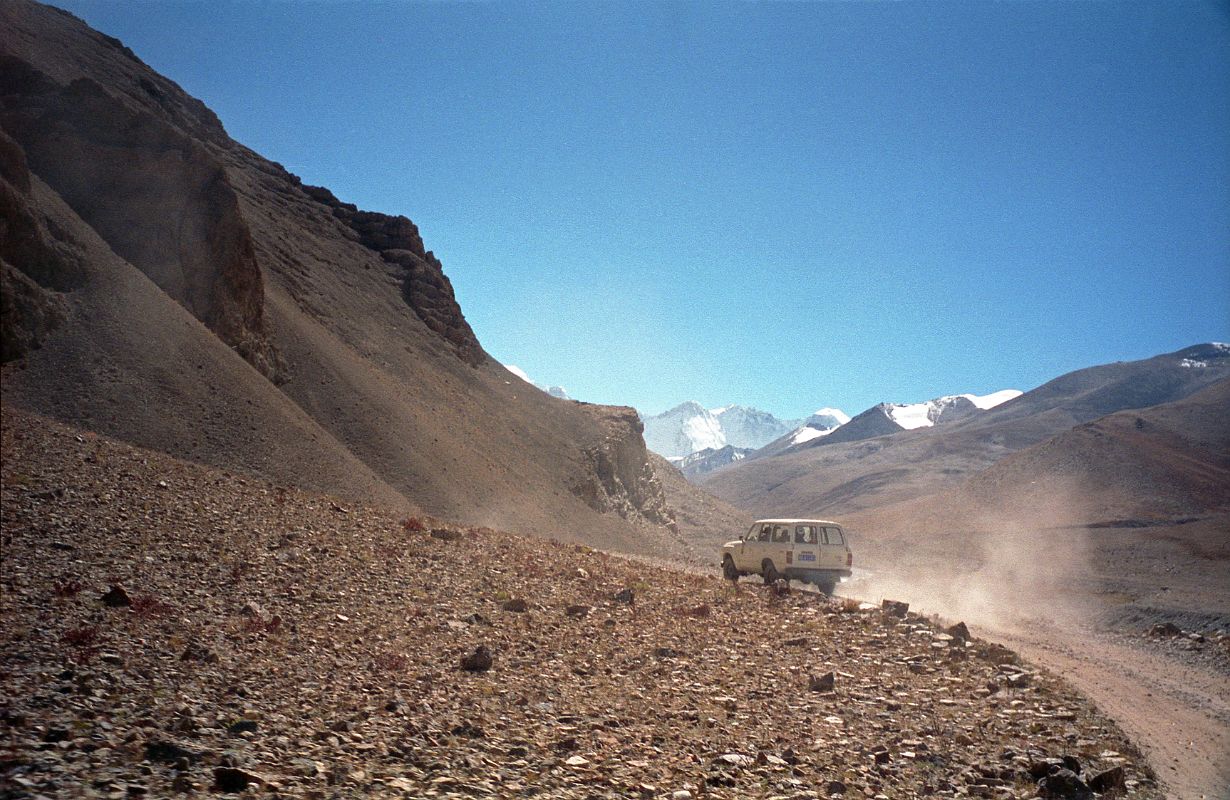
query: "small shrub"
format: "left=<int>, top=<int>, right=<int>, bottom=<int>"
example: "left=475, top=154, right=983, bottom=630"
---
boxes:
left=241, top=615, right=282, bottom=635
left=61, top=625, right=100, bottom=663
left=373, top=651, right=408, bottom=672
left=130, top=593, right=174, bottom=617
left=52, top=579, right=84, bottom=598
left=401, top=517, right=427, bottom=533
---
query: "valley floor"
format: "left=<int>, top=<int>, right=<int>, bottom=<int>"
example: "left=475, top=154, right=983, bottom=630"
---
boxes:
left=0, top=407, right=1160, bottom=799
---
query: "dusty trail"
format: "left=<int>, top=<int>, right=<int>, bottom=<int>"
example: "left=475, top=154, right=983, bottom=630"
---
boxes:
left=989, top=625, right=1230, bottom=800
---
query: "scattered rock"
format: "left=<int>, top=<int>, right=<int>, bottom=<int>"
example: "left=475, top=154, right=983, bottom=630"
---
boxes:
left=460, top=645, right=493, bottom=672
left=101, top=585, right=132, bottom=607
left=1038, top=768, right=1093, bottom=799
left=212, top=767, right=265, bottom=793
left=502, top=598, right=529, bottom=612
left=1089, top=765, right=1126, bottom=794
left=614, top=588, right=635, bottom=604
left=0, top=409, right=1167, bottom=800
left=430, top=528, right=462, bottom=542
left=946, top=621, right=971, bottom=642
left=882, top=599, right=909, bottom=618
left=769, top=578, right=790, bottom=597
left=808, top=671, right=835, bottom=693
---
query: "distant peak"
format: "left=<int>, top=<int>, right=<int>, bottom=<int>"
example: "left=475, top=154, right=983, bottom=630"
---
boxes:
left=960, top=389, right=1022, bottom=410
left=503, top=364, right=532, bottom=383
left=809, top=407, right=851, bottom=425
left=665, top=400, right=709, bottom=416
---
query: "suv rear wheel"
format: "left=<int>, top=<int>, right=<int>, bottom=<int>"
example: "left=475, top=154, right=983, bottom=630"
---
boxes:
left=762, top=560, right=780, bottom=585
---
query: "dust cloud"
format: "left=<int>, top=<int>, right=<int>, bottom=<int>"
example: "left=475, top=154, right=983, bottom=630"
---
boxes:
left=843, top=485, right=1098, bottom=635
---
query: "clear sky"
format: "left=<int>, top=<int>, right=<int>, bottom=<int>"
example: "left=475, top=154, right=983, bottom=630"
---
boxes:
left=54, top=0, right=1230, bottom=418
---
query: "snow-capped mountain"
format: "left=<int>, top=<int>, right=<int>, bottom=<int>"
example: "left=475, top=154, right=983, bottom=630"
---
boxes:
left=884, top=390, right=1023, bottom=430
left=756, top=408, right=853, bottom=457
left=640, top=402, right=727, bottom=459
left=639, top=403, right=822, bottom=459
left=678, top=445, right=756, bottom=479
left=502, top=364, right=571, bottom=400
left=711, top=405, right=805, bottom=450
left=817, top=389, right=1022, bottom=448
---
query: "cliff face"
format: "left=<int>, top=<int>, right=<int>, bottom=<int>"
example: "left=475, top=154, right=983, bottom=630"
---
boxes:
left=0, top=127, right=73, bottom=360
left=0, top=55, right=280, bottom=379
left=301, top=184, right=483, bottom=367
left=571, top=405, right=677, bottom=531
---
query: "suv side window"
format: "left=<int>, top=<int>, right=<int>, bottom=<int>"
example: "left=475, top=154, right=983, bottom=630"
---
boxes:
left=795, top=525, right=816, bottom=544
left=822, top=526, right=844, bottom=545
left=772, top=525, right=790, bottom=542
left=757, top=524, right=772, bottom=542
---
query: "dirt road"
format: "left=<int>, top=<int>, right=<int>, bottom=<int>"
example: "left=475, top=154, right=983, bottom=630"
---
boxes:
left=991, top=624, right=1230, bottom=800
left=841, top=523, right=1230, bottom=800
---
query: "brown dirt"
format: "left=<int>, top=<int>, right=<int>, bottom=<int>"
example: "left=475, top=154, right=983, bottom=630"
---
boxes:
left=1, top=408, right=1163, bottom=798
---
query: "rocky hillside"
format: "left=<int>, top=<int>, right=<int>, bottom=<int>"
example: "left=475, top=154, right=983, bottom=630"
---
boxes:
left=701, top=345, right=1230, bottom=518
left=857, top=375, right=1230, bottom=537
left=0, top=0, right=724, bottom=559
left=0, top=409, right=1162, bottom=799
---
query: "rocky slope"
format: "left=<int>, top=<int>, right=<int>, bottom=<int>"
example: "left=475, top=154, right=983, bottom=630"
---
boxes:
left=701, top=345, right=1230, bottom=517
left=843, top=376, right=1230, bottom=550
left=0, top=0, right=718, bottom=558
left=0, top=409, right=1162, bottom=799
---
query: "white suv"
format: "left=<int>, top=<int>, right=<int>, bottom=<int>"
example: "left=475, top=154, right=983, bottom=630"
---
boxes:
left=721, top=518, right=852, bottom=594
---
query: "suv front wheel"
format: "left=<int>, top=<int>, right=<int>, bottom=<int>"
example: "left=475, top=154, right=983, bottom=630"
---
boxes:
left=722, top=556, right=739, bottom=582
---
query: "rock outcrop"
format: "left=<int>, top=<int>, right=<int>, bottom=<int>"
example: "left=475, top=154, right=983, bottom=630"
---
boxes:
left=0, top=55, right=281, bottom=380
left=301, top=184, right=483, bottom=367
left=572, top=405, right=677, bottom=531
left=0, top=128, right=74, bottom=361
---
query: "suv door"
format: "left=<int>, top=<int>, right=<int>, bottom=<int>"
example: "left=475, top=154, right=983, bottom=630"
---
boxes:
left=819, top=526, right=847, bottom=570
left=770, top=524, right=792, bottom=573
left=739, top=523, right=772, bottom=571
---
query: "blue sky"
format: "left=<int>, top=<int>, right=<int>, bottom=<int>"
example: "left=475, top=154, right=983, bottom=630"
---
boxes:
left=57, top=1, right=1230, bottom=418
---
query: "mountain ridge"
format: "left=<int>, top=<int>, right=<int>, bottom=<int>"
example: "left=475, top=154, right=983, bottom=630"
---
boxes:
left=0, top=0, right=740, bottom=559
left=700, top=344, right=1230, bottom=517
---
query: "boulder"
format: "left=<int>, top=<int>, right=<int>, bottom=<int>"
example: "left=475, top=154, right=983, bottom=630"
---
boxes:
left=460, top=645, right=493, bottom=673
